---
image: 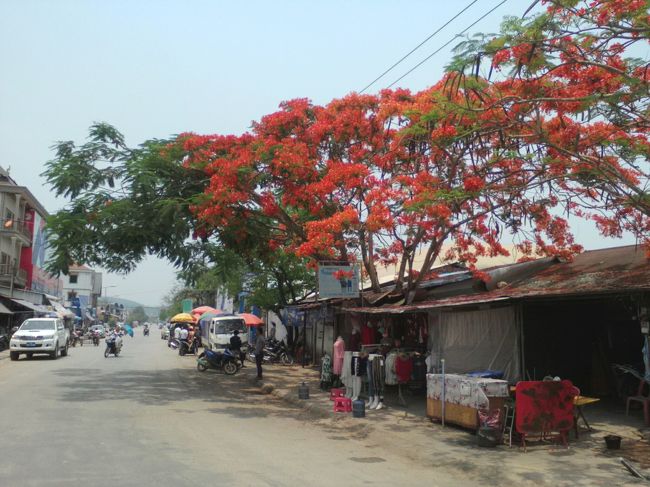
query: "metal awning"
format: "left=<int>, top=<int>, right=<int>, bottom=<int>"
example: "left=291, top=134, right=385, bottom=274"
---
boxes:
left=11, top=298, right=50, bottom=313
left=48, top=300, right=76, bottom=319
left=0, top=302, right=13, bottom=314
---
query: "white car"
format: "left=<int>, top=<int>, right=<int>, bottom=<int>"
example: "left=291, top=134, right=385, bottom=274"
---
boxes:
left=10, top=317, right=69, bottom=360
left=160, top=325, right=170, bottom=340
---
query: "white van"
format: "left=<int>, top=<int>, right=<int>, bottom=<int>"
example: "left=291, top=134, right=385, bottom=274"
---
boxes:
left=203, top=314, right=247, bottom=351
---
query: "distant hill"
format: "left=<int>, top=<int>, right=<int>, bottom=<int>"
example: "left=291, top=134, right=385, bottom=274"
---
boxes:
left=99, top=296, right=160, bottom=321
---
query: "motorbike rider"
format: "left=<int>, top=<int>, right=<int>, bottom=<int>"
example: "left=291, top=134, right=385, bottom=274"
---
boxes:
left=229, top=330, right=245, bottom=368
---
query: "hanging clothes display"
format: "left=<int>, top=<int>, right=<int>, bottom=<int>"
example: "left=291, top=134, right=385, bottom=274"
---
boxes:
left=333, top=337, right=345, bottom=375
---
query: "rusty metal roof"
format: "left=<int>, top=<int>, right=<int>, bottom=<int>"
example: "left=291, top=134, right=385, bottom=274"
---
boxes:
left=343, top=245, right=650, bottom=314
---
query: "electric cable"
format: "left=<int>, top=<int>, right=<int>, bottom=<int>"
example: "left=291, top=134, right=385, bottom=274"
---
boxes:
left=359, top=0, right=480, bottom=94
left=385, top=0, right=508, bottom=89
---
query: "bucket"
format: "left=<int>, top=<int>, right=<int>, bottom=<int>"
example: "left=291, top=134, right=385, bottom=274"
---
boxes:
left=604, top=435, right=621, bottom=450
left=352, top=399, right=365, bottom=418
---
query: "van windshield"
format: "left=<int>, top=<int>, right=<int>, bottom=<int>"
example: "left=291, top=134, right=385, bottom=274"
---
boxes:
left=21, top=320, right=56, bottom=331
left=214, top=319, right=245, bottom=334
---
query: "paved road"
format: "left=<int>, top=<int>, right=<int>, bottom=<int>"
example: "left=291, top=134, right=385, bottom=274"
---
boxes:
left=0, top=334, right=464, bottom=487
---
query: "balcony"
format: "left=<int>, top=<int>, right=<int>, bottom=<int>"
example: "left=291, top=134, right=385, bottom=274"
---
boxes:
left=0, top=219, right=32, bottom=246
left=0, top=263, right=27, bottom=289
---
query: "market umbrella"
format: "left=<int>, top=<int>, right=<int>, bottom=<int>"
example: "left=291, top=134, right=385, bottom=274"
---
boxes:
left=170, top=312, right=196, bottom=324
left=198, top=310, right=223, bottom=322
left=123, top=324, right=134, bottom=337
left=192, top=306, right=220, bottom=316
left=238, top=313, right=263, bottom=327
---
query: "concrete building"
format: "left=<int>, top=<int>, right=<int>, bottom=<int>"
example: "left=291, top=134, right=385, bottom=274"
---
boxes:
left=0, top=167, right=67, bottom=333
left=62, top=264, right=102, bottom=324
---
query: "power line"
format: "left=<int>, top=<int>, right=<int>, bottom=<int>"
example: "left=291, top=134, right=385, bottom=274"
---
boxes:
left=385, top=0, right=508, bottom=90
left=360, top=0, right=480, bottom=94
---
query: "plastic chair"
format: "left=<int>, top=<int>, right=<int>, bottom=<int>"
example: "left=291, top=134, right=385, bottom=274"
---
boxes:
left=625, top=379, right=650, bottom=425
left=333, top=397, right=352, bottom=413
left=329, top=388, right=344, bottom=401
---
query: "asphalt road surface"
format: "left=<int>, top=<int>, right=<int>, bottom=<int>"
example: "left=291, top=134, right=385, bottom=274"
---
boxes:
left=0, top=333, right=464, bottom=487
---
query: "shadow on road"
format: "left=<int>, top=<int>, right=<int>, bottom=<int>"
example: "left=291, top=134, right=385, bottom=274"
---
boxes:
left=51, top=366, right=306, bottom=422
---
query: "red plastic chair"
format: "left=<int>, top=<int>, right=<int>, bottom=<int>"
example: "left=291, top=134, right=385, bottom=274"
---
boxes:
left=329, top=388, right=344, bottom=401
left=626, top=379, right=650, bottom=426
left=333, top=397, right=352, bottom=413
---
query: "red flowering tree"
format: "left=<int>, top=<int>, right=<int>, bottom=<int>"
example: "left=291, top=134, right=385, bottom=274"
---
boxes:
left=447, top=0, right=650, bottom=242
left=179, top=0, right=649, bottom=303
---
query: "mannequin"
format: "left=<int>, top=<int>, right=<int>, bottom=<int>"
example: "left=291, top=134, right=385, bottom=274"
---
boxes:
left=332, top=336, right=345, bottom=387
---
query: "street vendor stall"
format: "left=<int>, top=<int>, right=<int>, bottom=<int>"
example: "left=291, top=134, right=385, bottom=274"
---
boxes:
left=426, top=373, right=509, bottom=430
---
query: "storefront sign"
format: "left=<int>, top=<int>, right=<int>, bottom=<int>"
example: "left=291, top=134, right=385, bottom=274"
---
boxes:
left=318, top=264, right=360, bottom=299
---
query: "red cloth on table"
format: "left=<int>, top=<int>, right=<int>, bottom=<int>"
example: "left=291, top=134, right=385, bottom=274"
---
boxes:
left=395, top=356, right=413, bottom=383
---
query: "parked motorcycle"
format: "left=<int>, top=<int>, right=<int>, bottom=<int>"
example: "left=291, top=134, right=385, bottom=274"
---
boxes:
left=248, top=340, right=294, bottom=365
left=197, top=348, right=239, bottom=375
left=104, top=336, right=122, bottom=357
left=0, top=334, right=8, bottom=352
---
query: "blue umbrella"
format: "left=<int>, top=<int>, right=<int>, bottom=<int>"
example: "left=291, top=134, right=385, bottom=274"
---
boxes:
left=123, top=324, right=134, bottom=337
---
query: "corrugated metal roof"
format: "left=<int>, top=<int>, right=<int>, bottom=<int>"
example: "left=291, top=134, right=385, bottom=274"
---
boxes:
left=342, top=245, right=650, bottom=314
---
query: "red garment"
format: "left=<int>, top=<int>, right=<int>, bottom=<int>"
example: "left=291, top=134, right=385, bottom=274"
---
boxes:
left=361, top=324, right=376, bottom=345
left=395, top=356, right=413, bottom=383
left=332, top=338, right=345, bottom=375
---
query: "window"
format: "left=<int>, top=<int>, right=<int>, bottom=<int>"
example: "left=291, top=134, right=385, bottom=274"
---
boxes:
left=69, top=274, right=78, bottom=284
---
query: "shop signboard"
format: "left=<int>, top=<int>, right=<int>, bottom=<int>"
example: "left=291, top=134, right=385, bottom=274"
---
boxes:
left=317, top=264, right=360, bottom=299
left=181, top=298, right=193, bottom=313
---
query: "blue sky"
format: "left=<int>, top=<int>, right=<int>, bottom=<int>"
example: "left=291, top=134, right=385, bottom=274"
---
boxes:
left=0, top=0, right=637, bottom=306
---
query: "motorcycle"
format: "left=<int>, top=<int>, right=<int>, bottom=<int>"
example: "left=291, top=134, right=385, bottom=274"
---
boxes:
left=91, top=332, right=100, bottom=346
left=178, top=336, right=201, bottom=356
left=104, top=335, right=122, bottom=357
left=71, top=330, right=84, bottom=347
left=248, top=340, right=294, bottom=365
left=143, top=327, right=149, bottom=336
left=197, top=348, right=239, bottom=375
left=0, top=334, right=8, bottom=352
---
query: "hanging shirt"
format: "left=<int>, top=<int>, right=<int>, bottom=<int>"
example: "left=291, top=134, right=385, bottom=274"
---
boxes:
left=349, top=331, right=361, bottom=352
left=395, top=355, right=413, bottom=383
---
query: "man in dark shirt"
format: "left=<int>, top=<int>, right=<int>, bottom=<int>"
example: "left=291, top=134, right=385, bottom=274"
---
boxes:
left=229, top=329, right=245, bottom=367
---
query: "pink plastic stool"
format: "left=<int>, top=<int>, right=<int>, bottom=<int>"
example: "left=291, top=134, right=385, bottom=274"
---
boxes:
left=329, top=388, right=344, bottom=401
left=333, top=397, right=352, bottom=413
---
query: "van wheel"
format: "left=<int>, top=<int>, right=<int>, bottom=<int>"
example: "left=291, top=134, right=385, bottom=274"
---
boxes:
left=61, top=343, right=68, bottom=357
left=51, top=342, right=58, bottom=359
left=10, top=352, right=19, bottom=361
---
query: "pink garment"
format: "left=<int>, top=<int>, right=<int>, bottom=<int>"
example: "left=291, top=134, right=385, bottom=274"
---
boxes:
left=333, top=338, right=345, bottom=375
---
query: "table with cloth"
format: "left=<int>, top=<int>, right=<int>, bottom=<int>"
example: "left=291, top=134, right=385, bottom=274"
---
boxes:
left=426, top=374, right=510, bottom=430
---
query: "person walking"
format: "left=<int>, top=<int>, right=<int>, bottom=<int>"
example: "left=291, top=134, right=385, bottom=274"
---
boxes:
left=255, top=326, right=265, bottom=380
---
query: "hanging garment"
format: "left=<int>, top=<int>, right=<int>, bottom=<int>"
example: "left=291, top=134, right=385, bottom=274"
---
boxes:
left=361, top=324, right=376, bottom=345
left=351, top=354, right=368, bottom=377
left=385, top=352, right=398, bottom=385
left=341, top=351, right=353, bottom=388
left=370, top=354, right=385, bottom=395
left=333, top=338, right=345, bottom=375
left=395, top=355, right=414, bottom=383
left=349, top=331, right=361, bottom=352
left=321, top=354, right=332, bottom=383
